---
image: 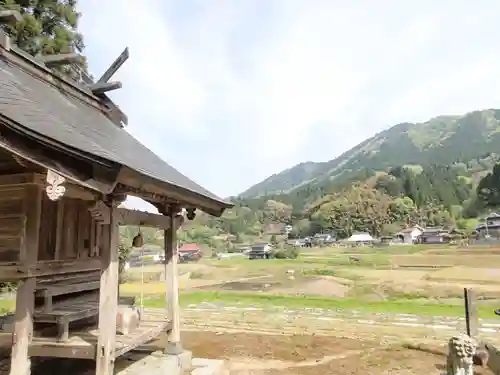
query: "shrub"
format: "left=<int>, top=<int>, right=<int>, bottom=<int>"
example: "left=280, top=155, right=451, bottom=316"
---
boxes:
left=288, top=247, right=300, bottom=259
left=274, top=248, right=300, bottom=259
left=189, top=271, right=204, bottom=279
left=124, top=271, right=162, bottom=283
left=303, top=269, right=336, bottom=277
left=0, top=282, right=16, bottom=292
left=119, top=240, right=132, bottom=284
left=274, top=250, right=288, bottom=259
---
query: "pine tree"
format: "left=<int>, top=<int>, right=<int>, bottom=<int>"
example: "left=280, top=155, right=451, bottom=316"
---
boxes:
left=0, top=0, right=84, bottom=55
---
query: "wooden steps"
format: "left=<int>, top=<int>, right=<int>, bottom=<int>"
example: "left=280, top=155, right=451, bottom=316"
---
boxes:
left=34, top=301, right=99, bottom=342
left=29, top=309, right=171, bottom=359
left=36, top=281, right=100, bottom=313
left=33, top=270, right=102, bottom=341
left=35, top=270, right=100, bottom=313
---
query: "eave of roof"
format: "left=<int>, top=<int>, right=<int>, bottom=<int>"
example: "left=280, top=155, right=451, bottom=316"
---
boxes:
left=0, top=41, right=233, bottom=216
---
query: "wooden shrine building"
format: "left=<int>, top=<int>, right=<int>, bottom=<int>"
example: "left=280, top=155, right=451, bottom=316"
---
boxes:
left=0, top=13, right=232, bottom=375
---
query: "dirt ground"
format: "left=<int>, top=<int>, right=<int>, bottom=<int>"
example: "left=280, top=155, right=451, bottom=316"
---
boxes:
left=11, top=325, right=496, bottom=375
left=179, top=331, right=495, bottom=375
left=202, top=275, right=350, bottom=298
left=18, top=331, right=490, bottom=375
left=26, top=245, right=500, bottom=374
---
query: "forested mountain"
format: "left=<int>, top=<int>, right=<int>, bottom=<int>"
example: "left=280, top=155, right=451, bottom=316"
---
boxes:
left=175, top=109, right=500, bottom=248
left=175, top=162, right=499, bottom=248
left=241, top=109, right=500, bottom=199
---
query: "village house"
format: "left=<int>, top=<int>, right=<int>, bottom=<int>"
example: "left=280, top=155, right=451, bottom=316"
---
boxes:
left=286, top=238, right=306, bottom=247
left=312, top=233, right=336, bottom=246
left=128, top=244, right=164, bottom=267
left=395, top=225, right=423, bottom=244
left=378, top=235, right=394, bottom=246
left=346, top=232, right=374, bottom=245
left=417, top=227, right=450, bottom=244
left=178, top=243, right=203, bottom=262
left=476, top=213, right=500, bottom=238
left=248, top=243, right=273, bottom=259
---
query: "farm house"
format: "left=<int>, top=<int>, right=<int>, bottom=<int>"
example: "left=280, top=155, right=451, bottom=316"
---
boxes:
left=346, top=232, right=373, bottom=245
left=0, top=23, right=232, bottom=375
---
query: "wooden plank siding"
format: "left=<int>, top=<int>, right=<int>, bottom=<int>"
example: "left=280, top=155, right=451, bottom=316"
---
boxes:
left=0, top=186, right=24, bottom=263
left=38, top=194, right=58, bottom=261
left=38, top=197, right=99, bottom=263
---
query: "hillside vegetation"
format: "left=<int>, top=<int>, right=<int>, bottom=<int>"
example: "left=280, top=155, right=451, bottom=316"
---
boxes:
left=123, top=109, right=500, bottom=249
left=240, top=109, right=500, bottom=201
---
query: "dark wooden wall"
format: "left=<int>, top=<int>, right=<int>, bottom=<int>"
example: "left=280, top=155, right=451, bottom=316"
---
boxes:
left=38, top=196, right=101, bottom=261
left=0, top=186, right=102, bottom=264
left=0, top=186, right=24, bottom=262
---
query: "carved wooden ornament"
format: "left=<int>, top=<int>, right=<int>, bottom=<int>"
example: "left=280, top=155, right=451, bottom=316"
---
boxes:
left=46, top=170, right=66, bottom=201
left=88, top=200, right=111, bottom=225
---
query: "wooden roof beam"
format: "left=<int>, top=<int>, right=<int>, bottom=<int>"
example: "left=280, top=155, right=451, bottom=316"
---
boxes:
left=98, top=47, right=129, bottom=83
left=116, top=207, right=176, bottom=229
left=0, top=10, right=21, bottom=51
left=90, top=48, right=129, bottom=126
left=37, top=53, right=84, bottom=68
left=0, top=10, right=22, bottom=25
left=88, top=81, right=122, bottom=95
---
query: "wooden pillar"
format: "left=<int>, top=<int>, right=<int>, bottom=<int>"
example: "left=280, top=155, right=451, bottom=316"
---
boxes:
left=164, top=207, right=182, bottom=354
left=464, top=288, right=478, bottom=338
left=95, top=203, right=119, bottom=375
left=10, top=185, right=42, bottom=375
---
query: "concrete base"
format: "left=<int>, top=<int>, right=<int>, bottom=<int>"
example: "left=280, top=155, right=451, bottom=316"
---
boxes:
left=116, top=351, right=227, bottom=375
left=191, top=358, right=226, bottom=375
left=164, top=341, right=184, bottom=355
left=117, top=350, right=192, bottom=375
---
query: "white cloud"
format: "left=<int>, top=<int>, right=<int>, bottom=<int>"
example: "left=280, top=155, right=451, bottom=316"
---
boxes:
left=78, top=1, right=500, bottom=197
left=79, top=0, right=206, bottom=137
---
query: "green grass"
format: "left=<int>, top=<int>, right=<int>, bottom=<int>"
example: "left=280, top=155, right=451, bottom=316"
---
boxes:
left=205, top=254, right=390, bottom=269
left=142, top=291, right=496, bottom=318
left=325, top=254, right=390, bottom=267
left=0, top=299, right=16, bottom=314
left=302, top=269, right=337, bottom=277
left=206, top=258, right=305, bottom=267
left=337, top=246, right=428, bottom=254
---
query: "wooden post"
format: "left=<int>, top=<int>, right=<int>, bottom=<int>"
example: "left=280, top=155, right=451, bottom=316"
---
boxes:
left=164, top=206, right=182, bottom=354
left=95, top=203, right=119, bottom=375
left=464, top=288, right=478, bottom=338
left=10, top=185, right=42, bottom=375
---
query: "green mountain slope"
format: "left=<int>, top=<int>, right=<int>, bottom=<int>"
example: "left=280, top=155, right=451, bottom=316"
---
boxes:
left=240, top=109, right=500, bottom=199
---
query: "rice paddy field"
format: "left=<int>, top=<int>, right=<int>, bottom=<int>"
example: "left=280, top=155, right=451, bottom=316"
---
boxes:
left=115, top=243, right=500, bottom=374
left=1, top=243, right=498, bottom=374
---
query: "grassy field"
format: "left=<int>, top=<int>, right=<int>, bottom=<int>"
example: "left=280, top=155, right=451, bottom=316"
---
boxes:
left=119, top=243, right=500, bottom=318
left=140, top=291, right=496, bottom=318
left=1, top=244, right=498, bottom=375
left=118, top=244, right=500, bottom=374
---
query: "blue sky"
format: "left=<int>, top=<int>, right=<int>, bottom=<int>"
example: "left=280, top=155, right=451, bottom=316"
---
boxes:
left=78, top=1, right=500, bottom=206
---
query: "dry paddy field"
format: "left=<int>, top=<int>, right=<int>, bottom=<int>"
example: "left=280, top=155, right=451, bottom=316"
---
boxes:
left=120, top=244, right=500, bottom=303
left=3, top=244, right=497, bottom=375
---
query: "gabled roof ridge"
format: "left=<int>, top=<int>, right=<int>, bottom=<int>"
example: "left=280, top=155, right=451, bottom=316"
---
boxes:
left=0, top=31, right=126, bottom=127
left=2, top=41, right=101, bottom=106
left=0, top=46, right=233, bottom=216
